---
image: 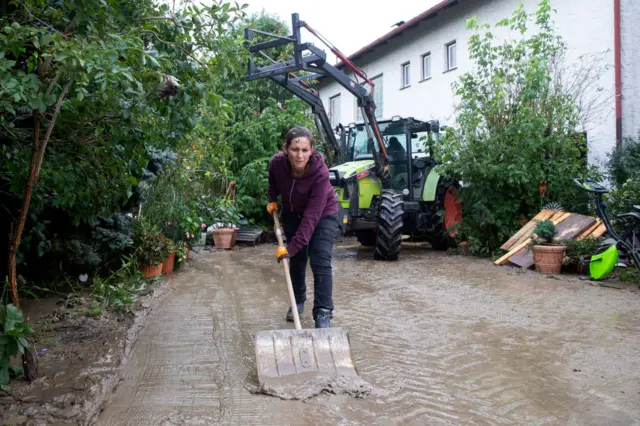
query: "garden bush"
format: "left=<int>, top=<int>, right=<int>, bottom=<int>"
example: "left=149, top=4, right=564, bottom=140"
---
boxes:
left=437, top=0, right=603, bottom=256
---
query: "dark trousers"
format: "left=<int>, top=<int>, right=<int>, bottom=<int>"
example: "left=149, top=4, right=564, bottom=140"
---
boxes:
left=281, top=212, right=338, bottom=315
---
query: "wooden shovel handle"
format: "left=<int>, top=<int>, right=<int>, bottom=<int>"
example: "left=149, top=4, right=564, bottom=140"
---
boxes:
left=272, top=211, right=302, bottom=329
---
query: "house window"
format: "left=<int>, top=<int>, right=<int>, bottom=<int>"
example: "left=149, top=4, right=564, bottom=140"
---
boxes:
left=401, top=62, right=410, bottom=88
left=421, top=52, right=431, bottom=80
left=445, top=41, right=457, bottom=71
left=356, top=74, right=383, bottom=121
left=329, top=94, right=341, bottom=126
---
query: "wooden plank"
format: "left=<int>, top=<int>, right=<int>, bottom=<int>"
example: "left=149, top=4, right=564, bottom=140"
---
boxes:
left=588, top=223, right=607, bottom=239
left=508, top=213, right=597, bottom=269
left=500, top=210, right=556, bottom=251
left=495, top=239, right=531, bottom=265
left=577, top=219, right=602, bottom=240
left=494, top=212, right=572, bottom=266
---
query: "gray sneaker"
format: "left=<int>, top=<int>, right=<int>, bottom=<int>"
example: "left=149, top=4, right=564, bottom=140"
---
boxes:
left=286, top=303, right=304, bottom=322
left=314, top=309, right=332, bottom=329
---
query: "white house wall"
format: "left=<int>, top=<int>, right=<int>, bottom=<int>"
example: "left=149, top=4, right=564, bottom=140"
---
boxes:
left=317, top=0, right=623, bottom=166
left=622, top=0, right=640, bottom=141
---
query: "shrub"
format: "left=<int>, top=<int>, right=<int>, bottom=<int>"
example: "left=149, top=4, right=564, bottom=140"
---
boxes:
left=437, top=0, right=603, bottom=256
left=532, top=220, right=557, bottom=244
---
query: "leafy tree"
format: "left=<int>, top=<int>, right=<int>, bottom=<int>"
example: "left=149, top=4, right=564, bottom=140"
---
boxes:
left=1, top=0, right=248, bottom=378
left=437, top=0, right=602, bottom=256
left=215, top=11, right=316, bottom=224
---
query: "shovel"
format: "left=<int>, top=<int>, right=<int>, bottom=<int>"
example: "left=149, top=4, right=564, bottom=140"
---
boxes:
left=253, top=211, right=359, bottom=391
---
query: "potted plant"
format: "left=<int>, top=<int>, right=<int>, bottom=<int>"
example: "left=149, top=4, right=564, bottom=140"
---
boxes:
left=161, top=238, right=177, bottom=274
left=563, top=237, right=602, bottom=275
left=530, top=219, right=566, bottom=274
left=210, top=198, right=245, bottom=249
left=134, top=220, right=171, bottom=278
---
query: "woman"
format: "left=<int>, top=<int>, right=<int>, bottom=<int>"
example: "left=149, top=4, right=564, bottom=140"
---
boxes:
left=266, top=126, right=339, bottom=328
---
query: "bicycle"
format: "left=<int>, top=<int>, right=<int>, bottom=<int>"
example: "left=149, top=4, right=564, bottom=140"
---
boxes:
left=572, top=178, right=640, bottom=280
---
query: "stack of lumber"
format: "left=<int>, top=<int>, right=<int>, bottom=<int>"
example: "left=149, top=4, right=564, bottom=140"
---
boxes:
left=495, top=209, right=607, bottom=268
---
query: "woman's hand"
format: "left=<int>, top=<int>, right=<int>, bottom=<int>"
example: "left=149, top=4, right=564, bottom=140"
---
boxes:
left=276, top=246, right=289, bottom=262
left=267, top=202, right=278, bottom=215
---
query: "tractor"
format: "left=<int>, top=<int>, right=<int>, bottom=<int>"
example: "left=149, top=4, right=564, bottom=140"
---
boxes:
left=329, top=117, right=462, bottom=260
left=244, top=13, right=462, bottom=260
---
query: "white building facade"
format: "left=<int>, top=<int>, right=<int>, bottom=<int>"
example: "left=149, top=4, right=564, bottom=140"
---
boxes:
left=316, top=0, right=640, bottom=167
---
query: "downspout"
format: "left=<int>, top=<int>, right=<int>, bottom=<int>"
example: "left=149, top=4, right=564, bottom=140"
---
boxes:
left=614, top=0, right=622, bottom=147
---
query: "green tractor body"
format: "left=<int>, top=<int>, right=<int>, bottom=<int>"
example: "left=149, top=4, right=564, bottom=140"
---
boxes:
left=328, top=116, right=462, bottom=260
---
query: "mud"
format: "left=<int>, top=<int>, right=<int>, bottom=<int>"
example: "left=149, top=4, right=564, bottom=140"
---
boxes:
left=0, top=278, right=174, bottom=426
left=247, top=373, right=377, bottom=401
left=92, top=239, right=640, bottom=425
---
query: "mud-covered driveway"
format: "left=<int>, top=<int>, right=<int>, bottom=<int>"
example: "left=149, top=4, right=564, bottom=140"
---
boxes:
left=97, top=241, right=640, bottom=425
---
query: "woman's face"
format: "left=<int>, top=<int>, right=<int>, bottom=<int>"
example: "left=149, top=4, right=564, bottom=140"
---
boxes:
left=285, top=137, right=313, bottom=174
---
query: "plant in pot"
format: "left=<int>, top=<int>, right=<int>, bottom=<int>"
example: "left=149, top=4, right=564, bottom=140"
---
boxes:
left=563, top=237, right=602, bottom=275
left=210, top=198, right=245, bottom=249
left=134, top=220, right=172, bottom=278
left=161, top=238, right=178, bottom=275
left=530, top=219, right=566, bottom=274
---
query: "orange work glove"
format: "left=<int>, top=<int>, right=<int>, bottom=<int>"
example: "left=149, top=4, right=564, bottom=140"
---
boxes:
left=266, top=202, right=278, bottom=215
left=276, top=246, right=289, bottom=262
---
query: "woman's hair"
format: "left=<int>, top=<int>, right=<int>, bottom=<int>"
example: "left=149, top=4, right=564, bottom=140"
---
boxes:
left=284, top=126, right=315, bottom=149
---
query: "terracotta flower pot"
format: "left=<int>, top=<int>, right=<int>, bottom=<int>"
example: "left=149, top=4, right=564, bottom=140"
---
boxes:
left=213, top=228, right=235, bottom=249
left=532, top=244, right=567, bottom=274
left=162, top=252, right=176, bottom=274
left=140, top=262, right=163, bottom=279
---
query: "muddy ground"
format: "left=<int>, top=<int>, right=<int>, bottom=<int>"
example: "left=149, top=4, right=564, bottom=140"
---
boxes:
left=2, top=240, right=639, bottom=425
left=93, top=240, right=639, bottom=425
left=0, top=276, right=174, bottom=425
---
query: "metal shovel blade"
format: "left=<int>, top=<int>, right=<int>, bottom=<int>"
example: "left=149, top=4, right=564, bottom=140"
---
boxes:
left=254, top=327, right=359, bottom=388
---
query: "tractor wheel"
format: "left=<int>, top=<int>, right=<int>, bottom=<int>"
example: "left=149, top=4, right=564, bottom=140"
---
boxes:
left=374, top=190, right=404, bottom=261
left=425, top=179, right=462, bottom=250
left=355, top=230, right=377, bottom=246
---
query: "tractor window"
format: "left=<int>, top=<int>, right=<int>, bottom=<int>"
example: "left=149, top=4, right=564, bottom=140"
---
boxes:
left=385, top=133, right=408, bottom=191
left=384, top=134, right=407, bottom=162
left=348, top=123, right=390, bottom=160
left=412, top=131, right=429, bottom=155
left=348, top=122, right=409, bottom=161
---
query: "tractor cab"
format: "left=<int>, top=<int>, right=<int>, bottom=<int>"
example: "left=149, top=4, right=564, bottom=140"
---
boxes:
left=340, top=116, right=441, bottom=201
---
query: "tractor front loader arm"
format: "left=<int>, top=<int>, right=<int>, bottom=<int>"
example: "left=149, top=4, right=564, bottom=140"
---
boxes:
left=243, top=13, right=390, bottom=186
left=268, top=74, right=344, bottom=166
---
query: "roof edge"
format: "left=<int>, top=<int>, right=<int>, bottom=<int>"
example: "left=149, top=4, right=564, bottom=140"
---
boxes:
left=317, top=0, right=459, bottom=78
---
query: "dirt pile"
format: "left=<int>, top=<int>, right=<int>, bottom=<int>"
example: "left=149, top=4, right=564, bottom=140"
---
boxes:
left=246, top=373, right=378, bottom=401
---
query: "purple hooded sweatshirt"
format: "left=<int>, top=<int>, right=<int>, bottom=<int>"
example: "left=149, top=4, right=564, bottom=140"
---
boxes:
left=268, top=151, right=338, bottom=258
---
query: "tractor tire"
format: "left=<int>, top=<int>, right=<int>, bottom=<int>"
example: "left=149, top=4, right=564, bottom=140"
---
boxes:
left=374, top=190, right=404, bottom=261
left=424, top=179, right=462, bottom=251
left=355, top=230, right=377, bottom=246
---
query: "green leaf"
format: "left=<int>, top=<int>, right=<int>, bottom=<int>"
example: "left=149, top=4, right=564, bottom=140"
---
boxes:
left=40, top=34, right=53, bottom=47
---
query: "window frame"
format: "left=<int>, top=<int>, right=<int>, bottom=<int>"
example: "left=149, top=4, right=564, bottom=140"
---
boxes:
left=356, top=73, right=383, bottom=121
left=445, top=40, right=457, bottom=71
left=329, top=93, right=341, bottom=127
left=421, top=52, right=432, bottom=81
left=401, top=61, right=411, bottom=89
